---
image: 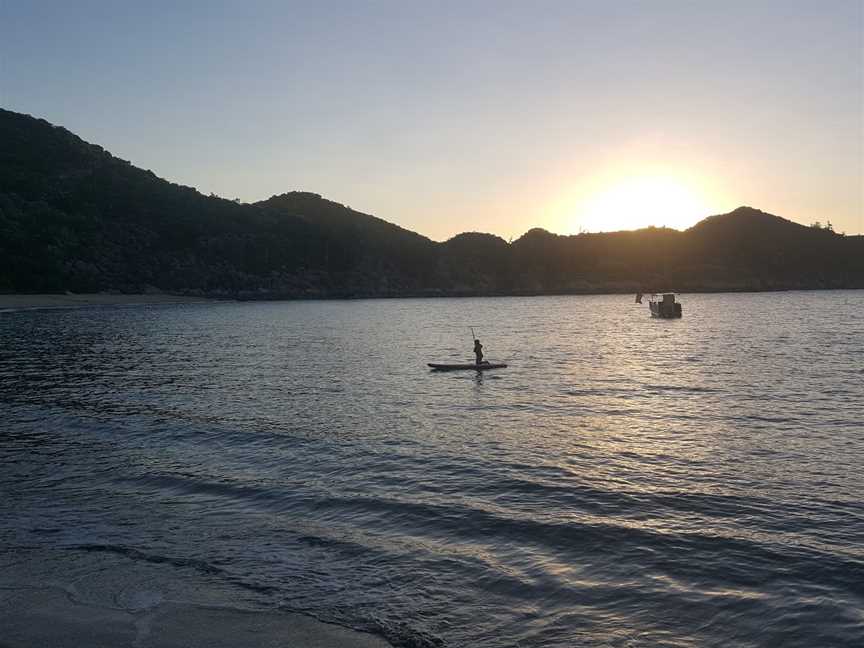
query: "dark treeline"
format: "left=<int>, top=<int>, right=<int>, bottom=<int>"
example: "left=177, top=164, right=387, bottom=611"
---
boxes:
left=2, top=108, right=862, bottom=297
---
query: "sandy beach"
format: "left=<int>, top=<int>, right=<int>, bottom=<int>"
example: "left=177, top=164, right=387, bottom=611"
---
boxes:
left=0, top=293, right=218, bottom=311
left=0, top=587, right=392, bottom=648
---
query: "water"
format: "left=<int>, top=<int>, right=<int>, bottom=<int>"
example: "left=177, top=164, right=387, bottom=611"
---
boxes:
left=1, top=292, right=863, bottom=647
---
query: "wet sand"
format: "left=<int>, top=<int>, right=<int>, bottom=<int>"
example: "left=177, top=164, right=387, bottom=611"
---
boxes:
left=0, top=293, right=218, bottom=311
left=0, top=587, right=392, bottom=648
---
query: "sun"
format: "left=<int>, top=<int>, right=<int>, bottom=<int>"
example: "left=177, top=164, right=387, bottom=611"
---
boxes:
left=574, top=174, right=715, bottom=233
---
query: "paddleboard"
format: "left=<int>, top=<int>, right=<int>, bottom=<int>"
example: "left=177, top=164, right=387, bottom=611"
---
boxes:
left=428, top=362, right=507, bottom=371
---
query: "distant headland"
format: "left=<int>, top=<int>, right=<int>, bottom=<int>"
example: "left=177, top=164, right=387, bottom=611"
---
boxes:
left=1, top=108, right=862, bottom=299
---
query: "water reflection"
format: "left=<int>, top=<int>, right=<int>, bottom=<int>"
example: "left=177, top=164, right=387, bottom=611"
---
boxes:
left=1, top=293, right=863, bottom=648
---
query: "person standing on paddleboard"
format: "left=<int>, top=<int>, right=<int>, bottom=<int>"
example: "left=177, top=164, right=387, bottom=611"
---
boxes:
left=474, top=338, right=484, bottom=365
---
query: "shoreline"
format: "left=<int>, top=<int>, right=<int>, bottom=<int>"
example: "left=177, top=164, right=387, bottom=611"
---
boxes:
left=0, top=586, right=392, bottom=648
left=1, top=286, right=861, bottom=313
left=0, top=293, right=220, bottom=312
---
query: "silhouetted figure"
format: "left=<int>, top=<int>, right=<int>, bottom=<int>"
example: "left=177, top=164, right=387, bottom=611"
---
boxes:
left=474, top=338, right=484, bottom=365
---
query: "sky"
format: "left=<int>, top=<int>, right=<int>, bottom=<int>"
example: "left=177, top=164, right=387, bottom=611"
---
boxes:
left=1, top=0, right=862, bottom=241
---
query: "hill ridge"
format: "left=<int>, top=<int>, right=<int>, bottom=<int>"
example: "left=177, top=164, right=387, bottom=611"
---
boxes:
left=1, top=108, right=861, bottom=296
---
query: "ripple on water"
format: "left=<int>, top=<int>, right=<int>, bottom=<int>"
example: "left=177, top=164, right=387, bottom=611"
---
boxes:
left=1, top=292, right=863, bottom=647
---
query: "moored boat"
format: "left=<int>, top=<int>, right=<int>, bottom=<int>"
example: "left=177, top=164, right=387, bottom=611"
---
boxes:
left=648, top=293, right=682, bottom=318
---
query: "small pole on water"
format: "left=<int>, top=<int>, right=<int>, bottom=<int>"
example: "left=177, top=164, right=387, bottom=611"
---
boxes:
left=470, top=326, right=476, bottom=342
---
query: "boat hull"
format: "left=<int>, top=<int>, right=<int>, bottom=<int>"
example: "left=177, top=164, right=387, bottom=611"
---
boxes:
left=649, top=302, right=683, bottom=318
left=428, top=362, right=507, bottom=371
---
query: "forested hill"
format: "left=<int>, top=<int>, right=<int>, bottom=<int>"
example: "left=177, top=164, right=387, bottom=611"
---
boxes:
left=1, top=108, right=862, bottom=297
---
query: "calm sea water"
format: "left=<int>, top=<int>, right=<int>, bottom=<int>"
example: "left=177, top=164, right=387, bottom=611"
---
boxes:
left=1, top=292, right=863, bottom=647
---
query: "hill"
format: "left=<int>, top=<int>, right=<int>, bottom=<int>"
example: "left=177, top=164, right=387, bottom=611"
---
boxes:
left=1, top=108, right=862, bottom=297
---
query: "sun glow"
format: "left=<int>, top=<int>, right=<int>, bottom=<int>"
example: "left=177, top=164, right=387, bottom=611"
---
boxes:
left=565, top=173, right=719, bottom=233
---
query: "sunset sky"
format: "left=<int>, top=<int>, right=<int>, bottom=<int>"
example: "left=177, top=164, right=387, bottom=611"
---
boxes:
left=2, top=1, right=861, bottom=240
